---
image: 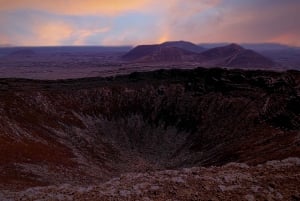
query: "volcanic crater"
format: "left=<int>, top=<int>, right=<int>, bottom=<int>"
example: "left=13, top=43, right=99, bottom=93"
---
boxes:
left=1, top=67, right=300, bottom=196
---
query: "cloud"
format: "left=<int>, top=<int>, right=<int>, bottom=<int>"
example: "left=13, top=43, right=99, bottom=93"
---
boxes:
left=269, top=33, right=300, bottom=46
left=0, top=17, right=111, bottom=46
left=154, top=0, right=221, bottom=42
left=208, top=0, right=300, bottom=45
left=0, top=0, right=299, bottom=46
left=168, top=0, right=221, bottom=18
left=101, top=30, right=158, bottom=46
left=73, top=27, right=110, bottom=45
left=9, top=22, right=74, bottom=46
left=16, top=24, right=111, bottom=46
left=157, top=0, right=300, bottom=46
left=0, top=0, right=152, bottom=15
left=0, top=34, right=10, bottom=45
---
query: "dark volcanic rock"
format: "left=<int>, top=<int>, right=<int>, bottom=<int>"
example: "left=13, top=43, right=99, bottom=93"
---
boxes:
left=0, top=67, right=299, bottom=195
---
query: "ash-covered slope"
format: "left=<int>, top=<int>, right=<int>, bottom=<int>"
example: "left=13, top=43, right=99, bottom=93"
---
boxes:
left=0, top=68, right=300, bottom=192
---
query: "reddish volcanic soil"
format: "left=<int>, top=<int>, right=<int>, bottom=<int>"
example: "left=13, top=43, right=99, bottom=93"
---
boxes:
left=0, top=67, right=299, bottom=200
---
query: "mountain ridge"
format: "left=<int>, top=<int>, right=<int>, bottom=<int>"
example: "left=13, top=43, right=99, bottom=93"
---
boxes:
left=123, top=41, right=276, bottom=69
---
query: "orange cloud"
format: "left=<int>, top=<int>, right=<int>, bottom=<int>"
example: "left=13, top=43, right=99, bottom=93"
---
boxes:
left=101, top=31, right=140, bottom=46
left=0, top=35, right=9, bottom=45
left=0, top=0, right=152, bottom=15
left=268, top=33, right=300, bottom=47
left=73, top=27, right=110, bottom=45
left=37, top=23, right=73, bottom=45
left=169, top=0, right=221, bottom=18
left=1, top=0, right=299, bottom=46
left=16, top=22, right=73, bottom=46
left=158, top=33, right=170, bottom=44
left=157, top=0, right=300, bottom=46
left=156, top=0, right=221, bottom=44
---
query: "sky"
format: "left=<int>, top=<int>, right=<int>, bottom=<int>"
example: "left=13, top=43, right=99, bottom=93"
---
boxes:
left=0, top=0, right=299, bottom=46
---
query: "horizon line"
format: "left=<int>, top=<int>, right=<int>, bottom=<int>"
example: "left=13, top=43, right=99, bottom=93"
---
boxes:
left=0, top=41, right=299, bottom=48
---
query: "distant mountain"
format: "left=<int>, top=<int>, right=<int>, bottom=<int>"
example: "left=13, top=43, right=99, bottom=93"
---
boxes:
left=122, top=44, right=160, bottom=60
left=201, top=43, right=297, bottom=51
left=122, top=41, right=205, bottom=61
left=226, top=49, right=275, bottom=68
left=199, top=43, right=230, bottom=49
left=241, top=43, right=294, bottom=51
left=126, top=46, right=198, bottom=62
left=123, top=42, right=276, bottom=69
left=140, top=46, right=198, bottom=62
left=161, top=41, right=205, bottom=53
left=201, top=43, right=244, bottom=59
left=201, top=43, right=275, bottom=68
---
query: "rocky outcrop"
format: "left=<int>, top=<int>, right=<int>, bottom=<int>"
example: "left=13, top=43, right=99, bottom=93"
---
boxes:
left=3, top=158, right=300, bottom=200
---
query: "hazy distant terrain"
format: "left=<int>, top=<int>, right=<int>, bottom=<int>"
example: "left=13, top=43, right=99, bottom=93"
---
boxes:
left=202, top=43, right=300, bottom=70
left=0, top=46, right=132, bottom=79
left=258, top=48, right=300, bottom=69
left=0, top=42, right=299, bottom=80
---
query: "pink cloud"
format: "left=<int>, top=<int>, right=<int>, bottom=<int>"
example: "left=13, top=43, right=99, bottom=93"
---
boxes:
left=0, top=0, right=299, bottom=46
left=0, top=0, right=152, bottom=15
left=20, top=22, right=73, bottom=46
left=155, top=0, right=221, bottom=43
left=73, top=27, right=110, bottom=45
left=158, top=0, right=300, bottom=46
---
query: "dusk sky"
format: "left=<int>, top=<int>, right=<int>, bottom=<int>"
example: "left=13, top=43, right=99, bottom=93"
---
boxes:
left=0, top=0, right=299, bottom=46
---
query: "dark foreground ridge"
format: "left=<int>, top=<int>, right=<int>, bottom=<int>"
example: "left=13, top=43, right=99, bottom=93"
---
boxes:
left=6, top=158, right=300, bottom=200
left=0, top=67, right=300, bottom=199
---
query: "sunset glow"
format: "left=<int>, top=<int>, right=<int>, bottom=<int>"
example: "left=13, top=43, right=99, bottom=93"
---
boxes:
left=0, top=0, right=299, bottom=46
